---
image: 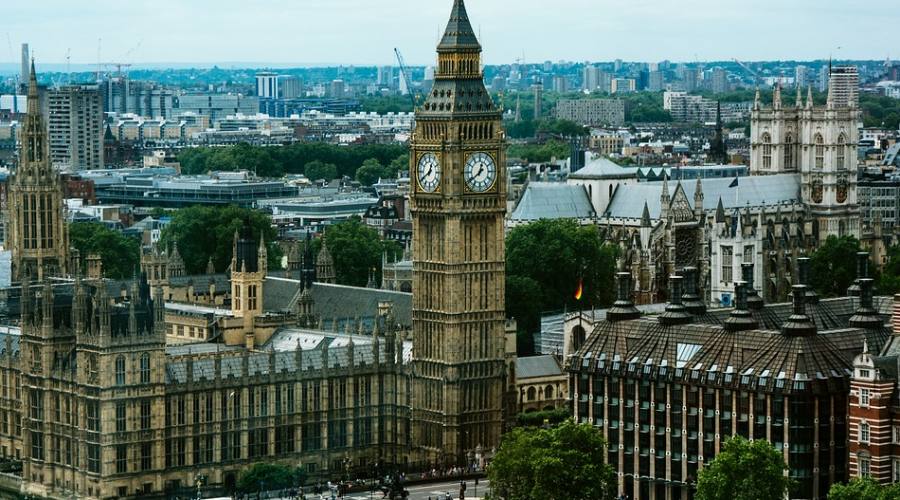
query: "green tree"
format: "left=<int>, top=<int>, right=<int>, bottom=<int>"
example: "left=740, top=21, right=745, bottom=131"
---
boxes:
left=879, top=245, right=900, bottom=295
left=488, top=420, right=616, bottom=500
left=809, top=235, right=862, bottom=297
left=506, top=220, right=617, bottom=355
left=355, top=158, right=388, bottom=186
left=236, top=463, right=306, bottom=495
left=319, top=218, right=401, bottom=287
left=695, top=436, right=793, bottom=500
left=68, top=222, right=141, bottom=280
left=159, top=206, right=281, bottom=275
left=303, top=160, right=339, bottom=181
left=507, top=140, right=571, bottom=163
left=828, top=477, right=900, bottom=500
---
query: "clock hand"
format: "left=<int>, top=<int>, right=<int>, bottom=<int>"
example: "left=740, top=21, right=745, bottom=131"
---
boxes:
left=425, top=166, right=433, bottom=178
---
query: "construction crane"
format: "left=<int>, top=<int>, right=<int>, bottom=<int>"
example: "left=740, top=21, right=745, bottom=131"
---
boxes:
left=733, top=58, right=761, bottom=87
left=394, top=48, right=417, bottom=109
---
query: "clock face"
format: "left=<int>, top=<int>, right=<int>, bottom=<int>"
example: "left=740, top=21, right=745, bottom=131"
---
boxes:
left=464, top=152, right=497, bottom=193
left=416, top=153, right=441, bottom=193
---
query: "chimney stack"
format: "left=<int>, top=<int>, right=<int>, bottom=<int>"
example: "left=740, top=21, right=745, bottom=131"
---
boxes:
left=848, top=252, right=870, bottom=297
left=782, top=285, right=817, bottom=337
left=850, top=278, right=882, bottom=329
left=659, top=275, right=692, bottom=326
left=681, top=267, right=706, bottom=315
left=725, top=281, right=759, bottom=332
left=742, top=263, right=764, bottom=310
left=796, top=257, right=819, bottom=304
left=607, top=272, right=641, bottom=322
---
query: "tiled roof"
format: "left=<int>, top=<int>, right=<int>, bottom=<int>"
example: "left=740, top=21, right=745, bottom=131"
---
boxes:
left=517, top=355, right=564, bottom=379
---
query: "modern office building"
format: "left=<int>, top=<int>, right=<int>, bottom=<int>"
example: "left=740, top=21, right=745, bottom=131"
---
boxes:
left=829, top=66, right=860, bottom=109
left=556, top=99, right=625, bottom=126
left=47, top=84, right=105, bottom=170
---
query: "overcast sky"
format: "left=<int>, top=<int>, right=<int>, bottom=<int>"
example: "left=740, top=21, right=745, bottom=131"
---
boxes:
left=2, top=0, right=895, bottom=67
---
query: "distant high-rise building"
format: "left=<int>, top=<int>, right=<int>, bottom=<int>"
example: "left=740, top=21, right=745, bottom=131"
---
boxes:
left=533, top=83, right=543, bottom=120
left=611, top=78, right=636, bottom=94
left=711, top=68, right=728, bottom=93
left=491, top=75, right=505, bottom=91
left=48, top=84, right=104, bottom=170
left=648, top=70, right=664, bottom=92
left=683, top=68, right=698, bottom=92
left=330, top=79, right=345, bottom=98
left=255, top=72, right=278, bottom=99
left=277, top=75, right=302, bottom=99
left=103, top=77, right=175, bottom=118
left=377, top=66, right=393, bottom=87
left=399, top=74, right=409, bottom=96
left=614, top=59, right=623, bottom=72
left=828, top=66, right=859, bottom=108
left=424, top=66, right=436, bottom=89
left=20, top=44, right=29, bottom=89
left=795, top=65, right=809, bottom=88
left=556, top=98, right=625, bottom=126
left=552, top=76, right=569, bottom=93
left=583, top=65, right=600, bottom=91
left=818, top=66, right=830, bottom=92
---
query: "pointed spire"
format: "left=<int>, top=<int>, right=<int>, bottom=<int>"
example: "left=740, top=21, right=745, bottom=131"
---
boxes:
left=694, top=176, right=703, bottom=200
left=806, top=85, right=814, bottom=109
left=773, top=82, right=782, bottom=109
left=827, top=80, right=834, bottom=109
left=715, top=196, right=726, bottom=223
left=753, top=88, right=761, bottom=109
left=795, top=85, right=802, bottom=108
left=641, top=202, right=651, bottom=228
left=437, top=0, right=481, bottom=53
left=27, top=59, right=39, bottom=113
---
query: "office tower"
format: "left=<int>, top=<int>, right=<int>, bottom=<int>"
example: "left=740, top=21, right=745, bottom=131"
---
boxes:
left=20, top=44, right=29, bottom=87
left=377, top=66, right=393, bottom=87
left=795, top=65, right=809, bottom=88
left=553, top=75, right=569, bottom=93
left=583, top=65, right=600, bottom=91
left=648, top=70, right=664, bottom=92
left=711, top=68, right=728, bottom=93
left=48, top=84, right=105, bottom=170
left=255, top=72, right=278, bottom=98
left=829, top=66, right=859, bottom=108
left=330, top=79, right=345, bottom=98
left=277, top=75, right=302, bottom=99
left=818, top=66, right=830, bottom=92
left=683, top=68, right=698, bottom=92
left=611, top=78, right=636, bottom=94
left=533, top=82, right=543, bottom=120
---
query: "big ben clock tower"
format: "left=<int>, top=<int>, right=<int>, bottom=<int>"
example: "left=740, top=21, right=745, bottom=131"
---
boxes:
left=410, top=0, right=508, bottom=464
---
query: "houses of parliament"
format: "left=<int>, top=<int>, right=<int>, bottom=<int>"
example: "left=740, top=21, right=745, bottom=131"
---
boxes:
left=0, top=1, right=517, bottom=498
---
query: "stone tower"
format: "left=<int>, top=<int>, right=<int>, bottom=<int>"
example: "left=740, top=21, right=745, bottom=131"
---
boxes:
left=8, top=61, right=69, bottom=282
left=230, top=224, right=267, bottom=347
left=315, top=236, right=336, bottom=284
left=409, top=0, right=508, bottom=465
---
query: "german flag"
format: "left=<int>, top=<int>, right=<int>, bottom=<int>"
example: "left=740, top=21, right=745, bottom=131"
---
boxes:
left=574, top=278, right=583, bottom=301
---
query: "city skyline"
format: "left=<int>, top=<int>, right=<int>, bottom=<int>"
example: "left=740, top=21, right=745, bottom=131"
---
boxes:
left=1, top=0, right=896, bottom=68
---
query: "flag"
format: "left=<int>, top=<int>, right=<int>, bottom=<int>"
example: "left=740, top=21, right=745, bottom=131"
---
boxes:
left=729, top=177, right=739, bottom=188
left=574, top=278, right=583, bottom=301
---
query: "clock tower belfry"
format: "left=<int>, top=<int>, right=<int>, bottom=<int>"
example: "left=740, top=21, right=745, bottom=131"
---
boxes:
left=409, top=0, right=508, bottom=464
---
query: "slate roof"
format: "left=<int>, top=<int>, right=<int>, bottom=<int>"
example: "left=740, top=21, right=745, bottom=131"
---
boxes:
left=571, top=294, right=892, bottom=395
left=568, top=157, right=638, bottom=180
left=604, top=174, right=801, bottom=219
left=311, top=283, right=412, bottom=327
left=517, top=355, right=564, bottom=379
left=511, top=182, right=596, bottom=221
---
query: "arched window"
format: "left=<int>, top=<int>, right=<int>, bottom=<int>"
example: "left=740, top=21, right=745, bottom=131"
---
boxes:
left=784, top=133, right=793, bottom=170
left=860, top=421, right=870, bottom=444
left=815, top=134, right=825, bottom=169
left=545, top=385, right=554, bottom=400
left=837, top=134, right=847, bottom=170
left=572, top=325, right=587, bottom=352
left=761, top=133, right=772, bottom=169
left=115, top=356, right=126, bottom=386
left=140, top=353, right=151, bottom=384
left=527, top=387, right=536, bottom=402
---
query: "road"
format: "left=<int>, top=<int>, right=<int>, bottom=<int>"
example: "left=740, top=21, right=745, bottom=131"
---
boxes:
left=277, top=478, right=491, bottom=500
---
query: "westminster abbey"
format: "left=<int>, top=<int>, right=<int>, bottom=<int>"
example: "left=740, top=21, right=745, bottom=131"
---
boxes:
left=0, top=1, right=517, bottom=498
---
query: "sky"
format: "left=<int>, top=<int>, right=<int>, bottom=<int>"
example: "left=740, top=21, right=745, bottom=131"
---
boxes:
left=1, top=0, right=896, bottom=68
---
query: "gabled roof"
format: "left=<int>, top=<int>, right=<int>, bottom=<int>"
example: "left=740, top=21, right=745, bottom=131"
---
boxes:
left=511, top=182, right=595, bottom=221
left=568, top=157, right=638, bottom=180
left=604, top=174, right=801, bottom=220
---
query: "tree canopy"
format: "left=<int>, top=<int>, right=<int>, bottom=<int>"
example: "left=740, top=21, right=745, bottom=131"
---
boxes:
left=68, top=222, right=141, bottom=280
left=158, top=205, right=281, bottom=275
left=236, top=463, right=306, bottom=494
left=318, top=218, right=402, bottom=287
left=488, top=420, right=616, bottom=500
left=506, top=140, right=572, bottom=163
left=506, top=219, right=617, bottom=355
left=809, top=235, right=863, bottom=297
left=303, top=160, right=338, bottom=182
left=178, top=142, right=407, bottom=179
left=695, top=436, right=793, bottom=500
left=828, top=477, right=900, bottom=500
